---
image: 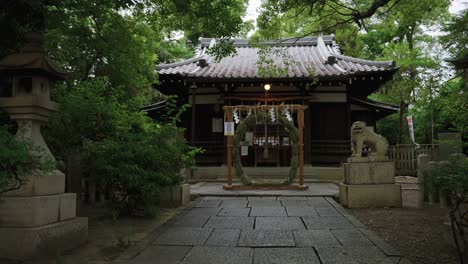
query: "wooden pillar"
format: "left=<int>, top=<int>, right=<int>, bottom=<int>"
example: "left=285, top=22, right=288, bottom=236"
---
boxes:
left=190, top=83, right=197, bottom=146
left=226, top=107, right=233, bottom=186
left=298, top=106, right=305, bottom=186
left=189, top=83, right=197, bottom=179
left=304, top=101, right=311, bottom=164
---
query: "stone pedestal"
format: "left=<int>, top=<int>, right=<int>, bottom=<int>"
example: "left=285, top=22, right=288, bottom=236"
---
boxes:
left=159, top=184, right=191, bottom=208
left=340, top=161, right=402, bottom=208
left=0, top=170, right=88, bottom=260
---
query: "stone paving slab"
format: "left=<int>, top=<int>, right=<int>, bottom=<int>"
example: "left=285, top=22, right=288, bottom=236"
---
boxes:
left=286, top=207, right=319, bottom=217
left=316, top=246, right=395, bottom=264
left=247, top=200, right=282, bottom=207
left=218, top=207, right=251, bottom=217
left=250, top=207, right=287, bottom=217
left=128, top=245, right=191, bottom=264
left=193, top=200, right=222, bottom=208
left=238, top=229, right=294, bottom=247
left=253, top=248, right=321, bottom=264
left=153, top=227, right=212, bottom=246
left=202, top=196, right=246, bottom=200
left=292, top=230, right=341, bottom=247
left=276, top=196, right=308, bottom=200
left=255, top=217, right=305, bottom=229
left=331, top=229, right=374, bottom=246
left=172, top=215, right=209, bottom=228
left=247, top=196, right=277, bottom=200
left=302, top=216, right=354, bottom=230
left=280, top=200, right=310, bottom=207
left=220, top=200, right=248, bottom=208
left=315, top=207, right=341, bottom=216
left=205, top=228, right=241, bottom=246
left=204, top=216, right=255, bottom=229
left=307, top=197, right=334, bottom=208
left=181, top=246, right=253, bottom=264
left=183, top=208, right=222, bottom=216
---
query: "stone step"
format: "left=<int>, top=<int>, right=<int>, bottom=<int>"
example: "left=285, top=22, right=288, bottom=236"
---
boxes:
left=191, top=166, right=344, bottom=182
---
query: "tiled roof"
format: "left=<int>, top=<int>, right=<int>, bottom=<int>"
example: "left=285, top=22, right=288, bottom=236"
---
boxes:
left=350, top=97, right=399, bottom=112
left=156, top=36, right=397, bottom=80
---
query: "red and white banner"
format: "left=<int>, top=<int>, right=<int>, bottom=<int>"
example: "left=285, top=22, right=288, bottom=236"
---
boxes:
left=407, top=116, right=415, bottom=144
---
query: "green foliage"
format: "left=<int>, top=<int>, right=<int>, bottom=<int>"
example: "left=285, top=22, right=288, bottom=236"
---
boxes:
left=157, top=38, right=194, bottom=64
left=207, top=38, right=237, bottom=62
left=425, top=157, right=468, bottom=196
left=159, top=0, right=249, bottom=44
left=46, top=1, right=160, bottom=95
left=424, top=155, right=468, bottom=263
left=45, top=78, right=199, bottom=217
left=81, top=124, right=196, bottom=217
left=375, top=113, right=408, bottom=145
left=440, top=9, right=468, bottom=58
left=0, top=126, right=50, bottom=193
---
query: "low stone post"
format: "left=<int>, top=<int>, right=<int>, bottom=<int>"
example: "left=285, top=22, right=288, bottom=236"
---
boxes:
left=427, top=161, right=439, bottom=204
left=417, top=154, right=430, bottom=208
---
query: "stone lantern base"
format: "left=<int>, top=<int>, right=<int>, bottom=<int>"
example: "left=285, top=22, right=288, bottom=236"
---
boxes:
left=0, top=170, right=88, bottom=260
left=339, top=160, right=402, bottom=208
left=0, top=218, right=88, bottom=260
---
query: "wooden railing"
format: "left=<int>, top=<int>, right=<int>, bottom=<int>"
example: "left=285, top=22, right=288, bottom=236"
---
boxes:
left=388, top=144, right=438, bottom=176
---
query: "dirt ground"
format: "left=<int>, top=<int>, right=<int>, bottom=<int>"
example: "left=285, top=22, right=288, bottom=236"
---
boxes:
left=0, top=205, right=182, bottom=264
left=351, top=205, right=459, bottom=264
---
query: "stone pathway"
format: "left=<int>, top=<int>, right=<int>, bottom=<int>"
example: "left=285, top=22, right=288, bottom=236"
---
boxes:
left=190, top=182, right=339, bottom=197
left=115, top=196, right=411, bottom=264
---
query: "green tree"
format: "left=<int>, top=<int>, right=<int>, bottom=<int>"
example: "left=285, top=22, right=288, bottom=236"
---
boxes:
left=441, top=9, right=468, bottom=59
left=1, top=0, right=247, bottom=217
left=45, top=78, right=199, bottom=216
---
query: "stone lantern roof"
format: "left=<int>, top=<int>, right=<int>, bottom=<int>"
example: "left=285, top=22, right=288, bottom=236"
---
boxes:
left=0, top=32, right=69, bottom=80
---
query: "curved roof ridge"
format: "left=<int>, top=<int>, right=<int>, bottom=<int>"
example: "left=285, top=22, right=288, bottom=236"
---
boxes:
left=156, top=52, right=206, bottom=70
left=199, top=36, right=336, bottom=48
left=335, top=53, right=396, bottom=68
left=350, top=97, right=399, bottom=111
left=316, top=36, right=332, bottom=61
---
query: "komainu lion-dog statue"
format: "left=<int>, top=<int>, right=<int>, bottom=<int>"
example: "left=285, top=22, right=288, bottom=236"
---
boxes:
left=350, top=121, right=389, bottom=160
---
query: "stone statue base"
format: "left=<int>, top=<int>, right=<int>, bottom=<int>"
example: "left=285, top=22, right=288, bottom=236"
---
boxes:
left=0, top=170, right=88, bottom=260
left=346, top=156, right=389, bottom=163
left=340, top=161, right=402, bottom=208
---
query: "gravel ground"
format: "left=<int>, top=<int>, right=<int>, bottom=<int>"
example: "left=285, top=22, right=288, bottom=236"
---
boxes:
left=351, top=205, right=459, bottom=264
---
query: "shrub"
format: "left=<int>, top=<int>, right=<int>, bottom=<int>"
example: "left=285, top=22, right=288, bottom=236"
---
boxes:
left=81, top=124, right=197, bottom=217
left=426, top=155, right=468, bottom=263
left=45, top=78, right=199, bottom=217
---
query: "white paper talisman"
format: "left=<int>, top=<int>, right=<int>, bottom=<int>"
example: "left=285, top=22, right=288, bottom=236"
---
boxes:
left=224, top=122, right=235, bottom=136
left=241, top=146, right=249, bottom=156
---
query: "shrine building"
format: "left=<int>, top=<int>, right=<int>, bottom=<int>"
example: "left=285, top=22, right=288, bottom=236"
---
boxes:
left=148, top=36, right=398, bottom=177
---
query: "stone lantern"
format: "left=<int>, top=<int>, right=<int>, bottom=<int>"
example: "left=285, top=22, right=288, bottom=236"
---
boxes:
left=0, top=32, right=88, bottom=260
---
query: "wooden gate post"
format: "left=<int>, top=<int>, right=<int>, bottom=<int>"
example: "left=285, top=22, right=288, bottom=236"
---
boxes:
left=226, top=107, right=233, bottom=187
